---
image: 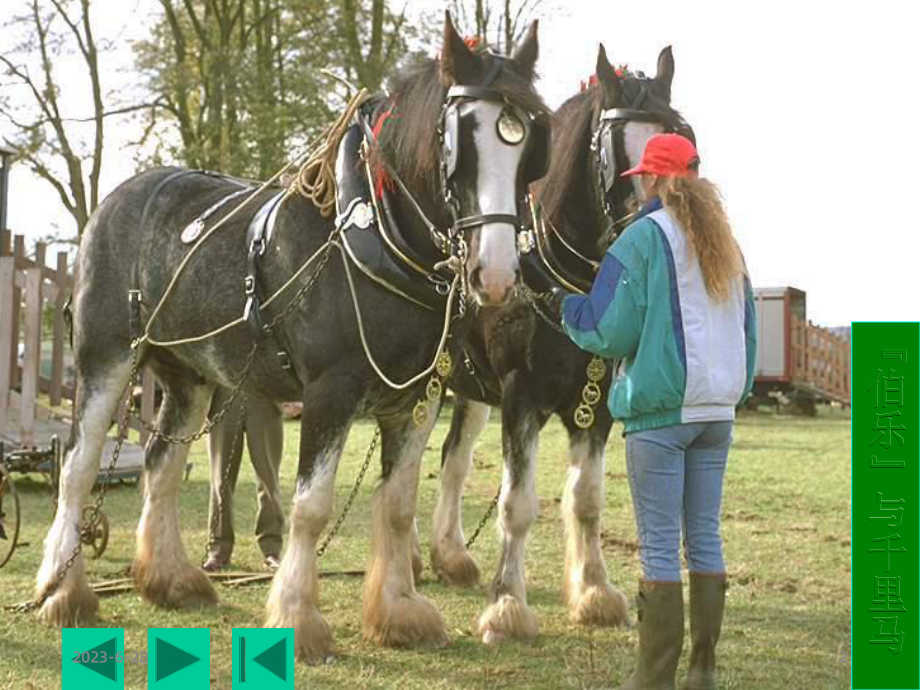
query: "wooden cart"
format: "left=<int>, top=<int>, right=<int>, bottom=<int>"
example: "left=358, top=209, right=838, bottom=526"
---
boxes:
left=751, top=286, right=850, bottom=412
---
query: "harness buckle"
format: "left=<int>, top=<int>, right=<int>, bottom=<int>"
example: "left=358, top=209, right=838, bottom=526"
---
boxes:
left=250, top=238, right=266, bottom=256
left=244, top=276, right=256, bottom=296
left=277, top=350, right=292, bottom=370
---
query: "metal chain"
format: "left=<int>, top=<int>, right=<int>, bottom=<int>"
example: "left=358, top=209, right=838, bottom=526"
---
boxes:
left=15, top=355, right=142, bottom=613
left=12, top=238, right=339, bottom=614
left=316, top=426, right=379, bottom=557
left=520, top=283, right=566, bottom=335
left=133, top=236, right=337, bottom=447
left=465, top=484, right=502, bottom=550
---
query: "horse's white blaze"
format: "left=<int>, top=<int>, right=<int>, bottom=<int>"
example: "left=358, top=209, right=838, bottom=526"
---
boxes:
left=432, top=401, right=491, bottom=561
left=623, top=121, right=665, bottom=202
left=468, top=101, right=525, bottom=303
left=38, top=360, right=132, bottom=592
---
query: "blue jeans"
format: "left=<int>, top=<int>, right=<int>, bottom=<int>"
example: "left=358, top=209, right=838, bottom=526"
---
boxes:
left=625, top=421, right=733, bottom=582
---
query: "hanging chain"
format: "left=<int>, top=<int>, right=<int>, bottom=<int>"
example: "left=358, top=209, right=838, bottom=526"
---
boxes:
left=465, top=484, right=502, bottom=550
left=11, top=238, right=339, bottom=615
left=13, top=356, right=142, bottom=613
left=316, top=427, right=380, bottom=558
left=520, top=283, right=566, bottom=335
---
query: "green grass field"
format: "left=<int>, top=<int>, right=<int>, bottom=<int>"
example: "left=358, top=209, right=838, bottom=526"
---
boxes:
left=0, top=406, right=851, bottom=689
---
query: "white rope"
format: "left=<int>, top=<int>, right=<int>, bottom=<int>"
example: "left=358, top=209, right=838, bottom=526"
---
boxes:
left=336, top=242, right=459, bottom=391
left=144, top=240, right=333, bottom=347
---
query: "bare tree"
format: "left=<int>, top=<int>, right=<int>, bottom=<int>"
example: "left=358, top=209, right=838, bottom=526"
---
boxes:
left=449, top=0, right=542, bottom=55
left=339, top=0, right=410, bottom=92
left=0, top=0, right=123, bottom=236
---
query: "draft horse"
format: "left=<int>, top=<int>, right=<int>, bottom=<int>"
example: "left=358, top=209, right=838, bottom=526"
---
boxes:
left=429, top=45, right=695, bottom=643
left=35, top=14, right=550, bottom=663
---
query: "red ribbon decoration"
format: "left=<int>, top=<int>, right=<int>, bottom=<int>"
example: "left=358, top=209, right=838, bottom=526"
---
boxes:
left=372, top=108, right=396, bottom=199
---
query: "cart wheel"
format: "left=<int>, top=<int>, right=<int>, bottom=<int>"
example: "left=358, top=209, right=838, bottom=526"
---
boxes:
left=0, top=465, right=21, bottom=568
left=81, top=507, right=110, bottom=559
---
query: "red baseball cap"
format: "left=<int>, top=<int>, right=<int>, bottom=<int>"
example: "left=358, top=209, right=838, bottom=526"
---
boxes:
left=621, top=133, right=700, bottom=178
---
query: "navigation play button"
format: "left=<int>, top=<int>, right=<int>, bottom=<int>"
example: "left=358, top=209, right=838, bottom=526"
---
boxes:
left=156, top=636, right=201, bottom=681
left=148, top=628, right=210, bottom=688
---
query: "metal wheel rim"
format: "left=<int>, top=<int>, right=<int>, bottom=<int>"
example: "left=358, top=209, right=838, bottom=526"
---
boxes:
left=0, top=465, right=21, bottom=568
left=81, top=507, right=109, bottom=559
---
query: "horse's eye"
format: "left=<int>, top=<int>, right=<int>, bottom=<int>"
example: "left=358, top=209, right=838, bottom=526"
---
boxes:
left=496, top=110, right=526, bottom=145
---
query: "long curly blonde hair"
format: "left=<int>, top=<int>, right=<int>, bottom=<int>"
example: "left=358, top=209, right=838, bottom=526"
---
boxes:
left=657, top=176, right=744, bottom=301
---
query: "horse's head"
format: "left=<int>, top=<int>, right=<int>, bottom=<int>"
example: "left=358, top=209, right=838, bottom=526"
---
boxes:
left=590, top=45, right=695, bottom=238
left=532, top=46, right=693, bottom=260
left=437, top=13, right=550, bottom=306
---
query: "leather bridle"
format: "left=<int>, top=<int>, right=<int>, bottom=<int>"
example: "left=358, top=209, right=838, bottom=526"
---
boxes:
left=591, top=72, right=695, bottom=239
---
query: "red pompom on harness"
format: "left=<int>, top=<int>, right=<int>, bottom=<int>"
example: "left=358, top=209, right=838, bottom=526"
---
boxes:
left=579, top=65, right=628, bottom=91
left=372, top=108, right=396, bottom=199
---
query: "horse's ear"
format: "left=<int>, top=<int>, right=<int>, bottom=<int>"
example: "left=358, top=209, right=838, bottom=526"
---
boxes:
left=511, top=20, right=539, bottom=80
left=441, top=10, right=479, bottom=85
left=595, top=43, right=621, bottom=106
left=654, top=45, right=675, bottom=102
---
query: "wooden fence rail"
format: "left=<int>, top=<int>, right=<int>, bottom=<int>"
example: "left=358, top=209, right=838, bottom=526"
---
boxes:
left=0, top=228, right=159, bottom=449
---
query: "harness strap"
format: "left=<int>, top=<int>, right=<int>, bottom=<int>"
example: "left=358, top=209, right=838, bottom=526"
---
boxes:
left=452, top=213, right=519, bottom=231
left=243, top=191, right=297, bottom=373
left=130, top=169, right=201, bottom=342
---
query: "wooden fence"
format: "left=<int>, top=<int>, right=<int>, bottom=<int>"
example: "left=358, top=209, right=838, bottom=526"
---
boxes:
left=0, top=229, right=158, bottom=448
left=789, top=312, right=851, bottom=404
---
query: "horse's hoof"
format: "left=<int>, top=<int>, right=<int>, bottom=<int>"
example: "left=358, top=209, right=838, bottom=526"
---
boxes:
left=430, top=544, right=481, bottom=587
left=363, top=590, right=448, bottom=649
left=37, top=580, right=99, bottom=628
left=134, top=561, right=218, bottom=609
left=568, top=583, right=630, bottom=627
left=266, top=605, right=335, bottom=665
left=477, top=594, right=539, bottom=643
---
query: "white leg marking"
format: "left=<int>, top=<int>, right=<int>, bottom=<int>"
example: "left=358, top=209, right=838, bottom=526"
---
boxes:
left=265, top=441, right=343, bottom=664
left=562, top=436, right=628, bottom=627
left=36, top=360, right=132, bottom=625
left=364, top=401, right=447, bottom=648
left=135, top=384, right=216, bottom=608
left=478, top=417, right=539, bottom=643
left=431, top=401, right=491, bottom=585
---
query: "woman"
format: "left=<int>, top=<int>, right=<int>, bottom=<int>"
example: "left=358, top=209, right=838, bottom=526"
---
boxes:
left=550, top=133, right=756, bottom=690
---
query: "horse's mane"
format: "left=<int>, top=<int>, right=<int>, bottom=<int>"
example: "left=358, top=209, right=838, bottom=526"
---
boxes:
left=533, top=89, right=595, bottom=222
left=372, top=50, right=550, bottom=200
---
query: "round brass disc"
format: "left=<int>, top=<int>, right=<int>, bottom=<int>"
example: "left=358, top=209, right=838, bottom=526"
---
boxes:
left=412, top=400, right=429, bottom=427
left=435, top=352, right=453, bottom=379
left=582, top=381, right=602, bottom=406
left=426, top=377, right=443, bottom=402
left=586, top=357, right=607, bottom=382
left=497, top=111, right=526, bottom=145
left=574, top=404, right=595, bottom=430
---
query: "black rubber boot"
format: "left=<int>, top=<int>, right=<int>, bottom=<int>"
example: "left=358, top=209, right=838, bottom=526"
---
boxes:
left=616, top=580, right=684, bottom=690
left=683, top=573, right=727, bottom=690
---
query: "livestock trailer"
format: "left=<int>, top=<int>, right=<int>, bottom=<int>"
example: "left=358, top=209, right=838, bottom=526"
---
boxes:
left=752, top=286, right=850, bottom=407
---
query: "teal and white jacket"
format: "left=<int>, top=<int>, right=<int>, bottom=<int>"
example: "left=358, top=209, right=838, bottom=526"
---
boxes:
left=561, top=198, right=757, bottom=434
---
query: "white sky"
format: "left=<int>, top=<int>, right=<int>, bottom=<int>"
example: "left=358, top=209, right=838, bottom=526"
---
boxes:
left=3, top=0, right=919, bottom=326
